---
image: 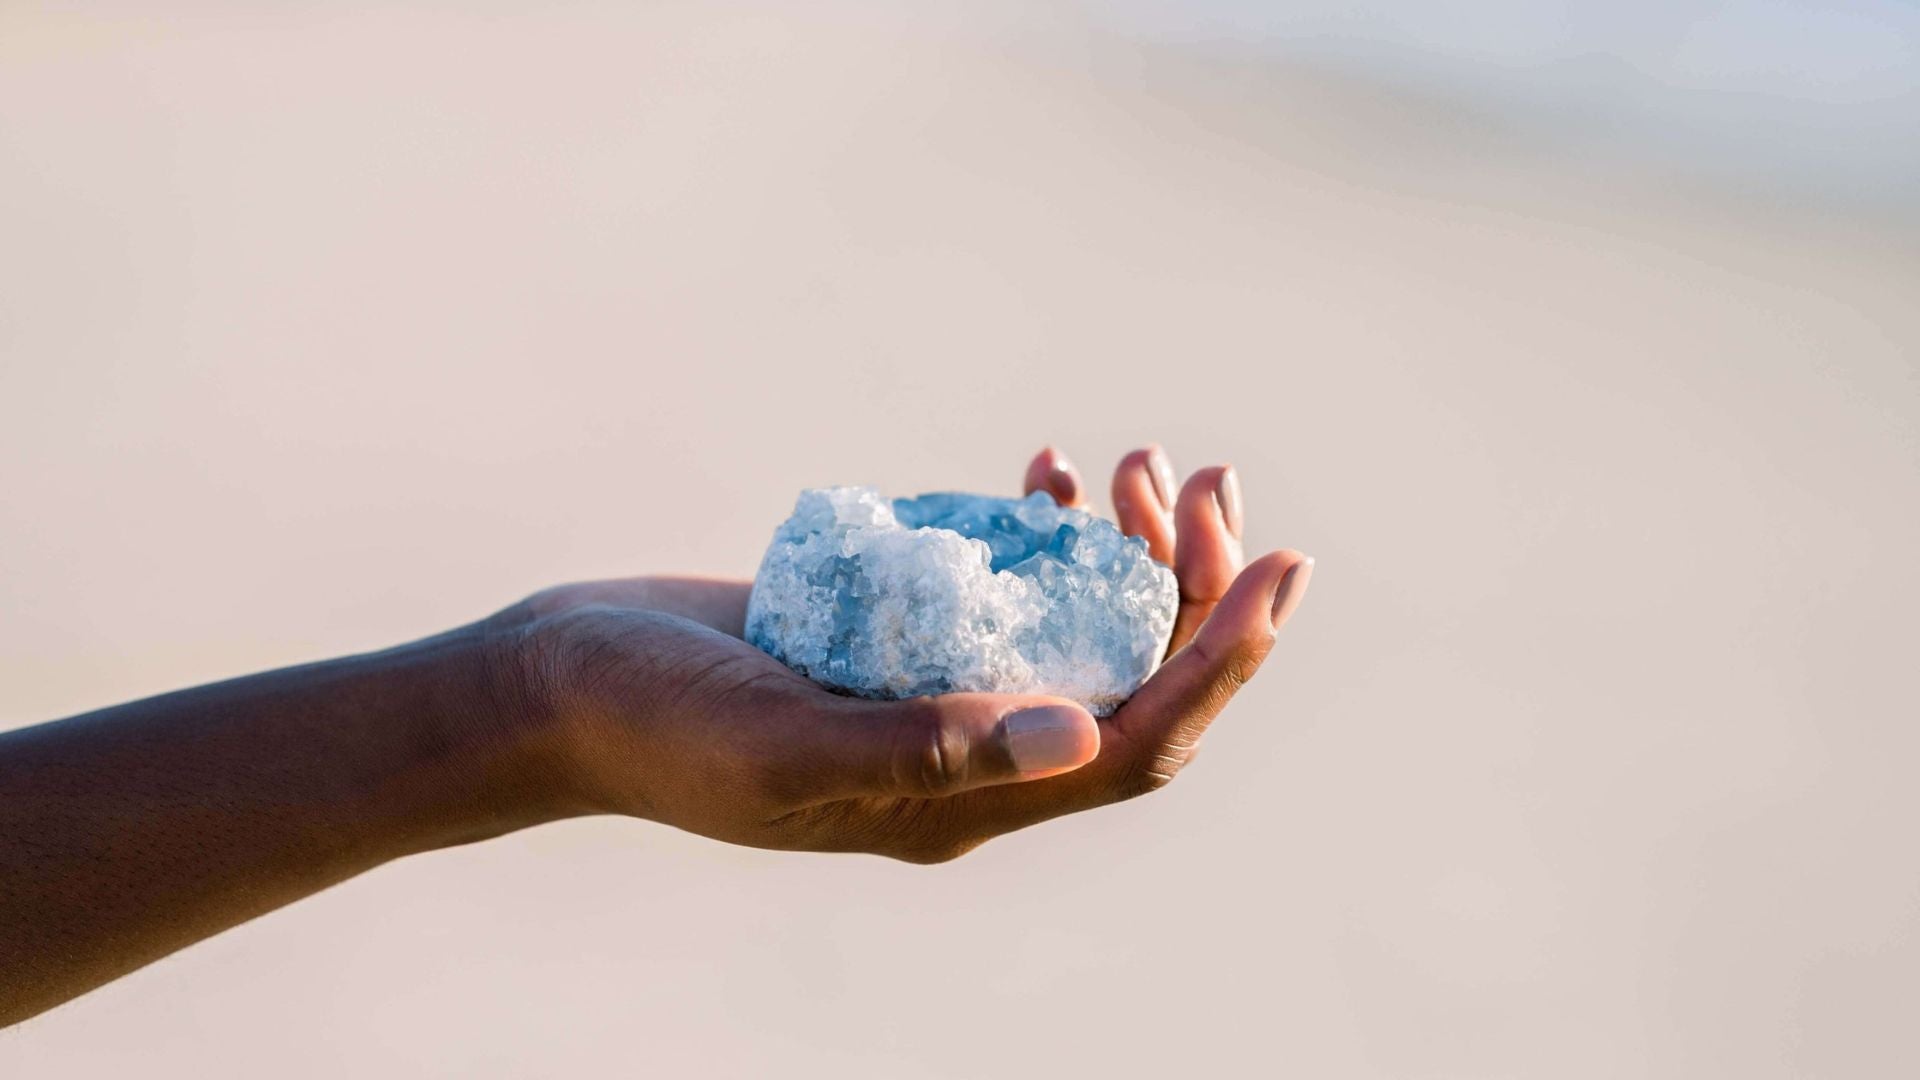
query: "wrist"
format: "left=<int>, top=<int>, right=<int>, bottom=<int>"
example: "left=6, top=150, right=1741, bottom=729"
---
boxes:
left=483, top=604, right=672, bottom=823
left=380, top=618, right=599, bottom=853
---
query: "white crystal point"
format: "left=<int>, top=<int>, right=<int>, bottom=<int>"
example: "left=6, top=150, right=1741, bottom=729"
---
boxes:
left=745, top=486, right=1179, bottom=716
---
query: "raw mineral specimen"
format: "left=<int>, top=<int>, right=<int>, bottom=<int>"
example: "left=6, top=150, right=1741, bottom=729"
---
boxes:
left=745, top=486, right=1179, bottom=715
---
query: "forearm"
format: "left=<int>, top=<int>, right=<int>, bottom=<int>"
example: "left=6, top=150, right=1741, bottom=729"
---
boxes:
left=0, top=622, right=573, bottom=1025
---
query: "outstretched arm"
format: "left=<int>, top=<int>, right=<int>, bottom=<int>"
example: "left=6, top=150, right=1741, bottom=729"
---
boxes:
left=0, top=445, right=1312, bottom=1026
left=0, top=624, right=570, bottom=1025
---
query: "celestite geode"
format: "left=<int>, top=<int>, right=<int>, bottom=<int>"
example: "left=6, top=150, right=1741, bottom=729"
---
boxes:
left=745, top=487, right=1178, bottom=715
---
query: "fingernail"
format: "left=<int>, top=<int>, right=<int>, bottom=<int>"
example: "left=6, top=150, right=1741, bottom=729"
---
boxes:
left=1215, top=466, right=1243, bottom=539
left=1048, top=451, right=1082, bottom=506
left=1270, top=557, right=1314, bottom=630
left=1146, top=445, right=1176, bottom=513
left=1002, top=705, right=1089, bottom=772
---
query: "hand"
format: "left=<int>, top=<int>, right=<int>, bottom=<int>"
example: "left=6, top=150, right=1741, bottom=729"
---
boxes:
left=495, top=446, right=1314, bottom=862
left=0, top=445, right=1312, bottom=1023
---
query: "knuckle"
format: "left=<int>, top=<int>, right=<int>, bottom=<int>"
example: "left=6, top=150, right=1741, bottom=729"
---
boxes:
left=1185, top=636, right=1272, bottom=716
left=894, top=703, right=971, bottom=798
left=1192, top=634, right=1268, bottom=691
left=1114, top=742, right=1196, bottom=801
left=1117, top=761, right=1177, bottom=800
left=1224, top=642, right=1271, bottom=690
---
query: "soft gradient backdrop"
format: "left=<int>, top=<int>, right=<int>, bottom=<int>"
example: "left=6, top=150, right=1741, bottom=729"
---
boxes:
left=3, top=2, right=1917, bottom=1076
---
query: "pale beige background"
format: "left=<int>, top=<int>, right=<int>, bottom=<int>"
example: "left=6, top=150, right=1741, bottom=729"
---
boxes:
left=3, top=3, right=1917, bottom=1077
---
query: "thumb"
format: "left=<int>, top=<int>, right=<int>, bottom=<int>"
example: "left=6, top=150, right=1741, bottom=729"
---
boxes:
left=808, top=694, right=1101, bottom=800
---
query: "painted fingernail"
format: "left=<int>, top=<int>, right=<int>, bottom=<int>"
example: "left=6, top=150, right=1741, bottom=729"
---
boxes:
left=1270, top=557, right=1314, bottom=631
left=1002, top=705, right=1090, bottom=772
left=1215, top=466, right=1243, bottom=539
left=1048, top=451, right=1082, bottom=506
left=1146, top=445, right=1176, bottom=513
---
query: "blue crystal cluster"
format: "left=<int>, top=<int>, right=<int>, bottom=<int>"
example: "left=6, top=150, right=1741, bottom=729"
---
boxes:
left=745, top=487, right=1178, bottom=715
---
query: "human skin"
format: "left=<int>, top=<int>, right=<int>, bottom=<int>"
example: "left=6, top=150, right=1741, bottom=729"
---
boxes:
left=0, top=445, right=1313, bottom=1026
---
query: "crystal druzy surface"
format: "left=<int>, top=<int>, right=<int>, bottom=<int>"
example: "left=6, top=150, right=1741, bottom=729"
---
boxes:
left=745, top=487, right=1178, bottom=715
